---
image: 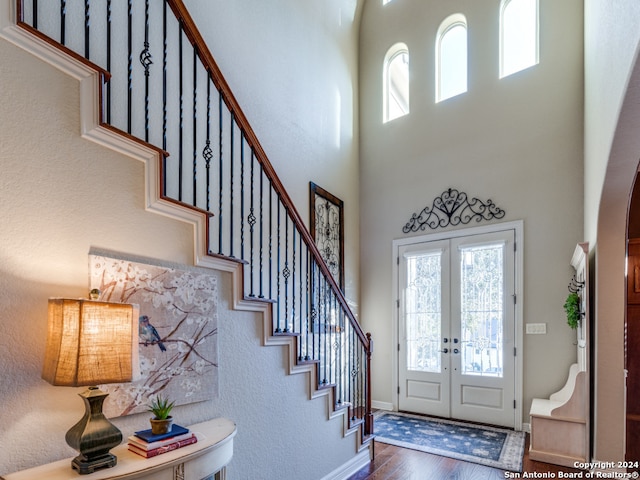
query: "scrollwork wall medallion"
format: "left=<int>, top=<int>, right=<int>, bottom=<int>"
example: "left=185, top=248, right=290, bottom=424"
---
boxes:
left=403, top=188, right=505, bottom=233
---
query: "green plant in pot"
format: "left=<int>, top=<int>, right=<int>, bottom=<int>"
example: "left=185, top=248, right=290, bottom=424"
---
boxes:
left=563, top=292, right=582, bottom=330
left=147, top=394, right=175, bottom=435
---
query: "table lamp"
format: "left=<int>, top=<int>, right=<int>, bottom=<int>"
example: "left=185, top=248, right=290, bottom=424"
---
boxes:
left=41, top=297, right=140, bottom=474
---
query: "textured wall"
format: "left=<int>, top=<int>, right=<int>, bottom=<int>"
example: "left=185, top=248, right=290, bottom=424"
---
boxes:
left=358, top=0, right=584, bottom=424
left=0, top=0, right=364, bottom=475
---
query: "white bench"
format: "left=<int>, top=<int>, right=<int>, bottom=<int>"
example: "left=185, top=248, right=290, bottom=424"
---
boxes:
left=529, top=363, right=588, bottom=467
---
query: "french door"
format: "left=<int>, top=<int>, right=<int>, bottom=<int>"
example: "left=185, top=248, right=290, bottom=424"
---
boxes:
left=398, top=229, right=517, bottom=427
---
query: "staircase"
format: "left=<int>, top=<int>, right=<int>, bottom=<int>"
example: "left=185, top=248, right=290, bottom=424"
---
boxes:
left=2, top=0, right=372, bottom=449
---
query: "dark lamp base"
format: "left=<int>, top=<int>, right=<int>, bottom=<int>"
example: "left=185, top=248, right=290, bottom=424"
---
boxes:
left=71, top=453, right=117, bottom=475
left=66, top=387, right=123, bottom=475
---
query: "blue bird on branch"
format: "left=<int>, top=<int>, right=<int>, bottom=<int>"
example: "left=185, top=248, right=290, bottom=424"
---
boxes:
left=139, top=315, right=167, bottom=352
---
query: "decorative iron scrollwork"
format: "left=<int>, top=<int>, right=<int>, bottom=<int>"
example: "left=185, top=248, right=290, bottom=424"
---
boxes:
left=403, top=188, right=505, bottom=233
left=139, top=42, right=153, bottom=76
left=310, top=182, right=344, bottom=289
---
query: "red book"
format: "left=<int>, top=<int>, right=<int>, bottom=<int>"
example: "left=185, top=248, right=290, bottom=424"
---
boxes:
left=128, top=434, right=198, bottom=458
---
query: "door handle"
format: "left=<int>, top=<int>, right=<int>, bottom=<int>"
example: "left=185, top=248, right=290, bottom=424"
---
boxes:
left=440, top=348, right=449, bottom=354
left=453, top=348, right=459, bottom=354
left=443, top=338, right=449, bottom=343
left=453, top=338, right=459, bottom=343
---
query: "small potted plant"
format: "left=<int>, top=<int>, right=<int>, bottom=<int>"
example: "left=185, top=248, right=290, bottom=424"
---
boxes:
left=563, top=292, right=582, bottom=330
left=147, top=394, right=175, bottom=435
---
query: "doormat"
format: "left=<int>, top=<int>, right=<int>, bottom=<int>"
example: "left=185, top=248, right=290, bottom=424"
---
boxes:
left=374, top=411, right=525, bottom=472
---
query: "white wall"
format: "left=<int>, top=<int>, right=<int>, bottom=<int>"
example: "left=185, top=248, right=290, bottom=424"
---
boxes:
left=359, top=0, right=584, bottom=423
left=0, top=0, right=364, bottom=476
left=584, top=0, right=640, bottom=463
left=584, top=0, right=640, bottom=245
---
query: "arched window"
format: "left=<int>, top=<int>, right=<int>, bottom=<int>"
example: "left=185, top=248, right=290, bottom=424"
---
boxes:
left=436, top=14, right=467, bottom=102
left=383, top=43, right=409, bottom=123
left=500, top=0, right=538, bottom=78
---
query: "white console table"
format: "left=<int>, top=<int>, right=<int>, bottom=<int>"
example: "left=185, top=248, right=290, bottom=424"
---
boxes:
left=1, top=417, right=236, bottom=480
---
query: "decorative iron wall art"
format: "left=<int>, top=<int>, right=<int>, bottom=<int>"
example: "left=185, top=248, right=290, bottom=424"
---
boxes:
left=403, top=188, right=505, bottom=233
left=310, top=182, right=344, bottom=289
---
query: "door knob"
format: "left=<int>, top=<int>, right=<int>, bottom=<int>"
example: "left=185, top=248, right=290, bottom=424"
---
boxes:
left=443, top=338, right=449, bottom=343
left=440, top=348, right=449, bottom=354
left=453, top=348, right=459, bottom=354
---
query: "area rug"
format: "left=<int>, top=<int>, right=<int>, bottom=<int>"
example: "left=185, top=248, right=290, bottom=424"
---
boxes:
left=374, top=411, right=525, bottom=472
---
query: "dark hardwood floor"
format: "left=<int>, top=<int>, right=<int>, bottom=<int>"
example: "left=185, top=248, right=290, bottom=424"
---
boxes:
left=348, top=435, right=584, bottom=480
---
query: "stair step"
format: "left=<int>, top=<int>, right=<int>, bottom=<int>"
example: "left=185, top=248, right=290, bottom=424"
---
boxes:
left=244, top=295, right=277, bottom=304
left=297, top=357, right=320, bottom=365
left=207, top=252, right=249, bottom=265
left=273, top=330, right=300, bottom=337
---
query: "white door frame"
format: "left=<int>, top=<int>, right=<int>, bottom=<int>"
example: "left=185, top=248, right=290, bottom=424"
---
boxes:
left=391, top=220, right=524, bottom=431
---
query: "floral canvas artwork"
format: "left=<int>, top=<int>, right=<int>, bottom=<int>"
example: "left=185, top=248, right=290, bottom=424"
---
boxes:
left=89, top=255, right=218, bottom=418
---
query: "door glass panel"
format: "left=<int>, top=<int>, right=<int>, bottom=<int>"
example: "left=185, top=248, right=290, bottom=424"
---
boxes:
left=459, top=243, right=504, bottom=377
left=405, top=251, right=442, bottom=373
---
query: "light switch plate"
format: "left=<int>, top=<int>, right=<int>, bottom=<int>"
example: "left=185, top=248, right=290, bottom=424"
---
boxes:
left=526, top=323, right=547, bottom=334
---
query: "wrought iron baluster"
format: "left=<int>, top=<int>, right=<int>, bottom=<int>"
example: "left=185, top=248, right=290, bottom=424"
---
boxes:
left=247, top=151, right=256, bottom=297
left=311, top=260, right=318, bottom=361
left=218, top=93, right=223, bottom=254
left=332, top=291, right=337, bottom=389
left=203, top=77, right=212, bottom=211
left=142, top=0, right=152, bottom=142
left=59, top=0, right=65, bottom=44
left=258, top=166, right=264, bottom=298
left=269, top=187, right=273, bottom=300
left=275, top=201, right=282, bottom=333
left=178, top=21, right=184, bottom=201
left=32, top=0, right=38, bottom=29
left=297, top=233, right=303, bottom=357
left=291, top=229, right=304, bottom=335
left=161, top=1, right=167, bottom=195
left=127, top=0, right=132, bottom=134
left=336, top=294, right=342, bottom=404
left=229, top=113, right=235, bottom=257
left=349, top=325, right=354, bottom=420
left=317, top=271, right=323, bottom=382
left=283, top=215, right=290, bottom=333
left=326, top=282, right=331, bottom=386
left=84, top=0, right=90, bottom=59
left=106, top=0, right=111, bottom=124
left=192, top=48, right=198, bottom=207
left=240, top=133, right=245, bottom=260
left=292, top=228, right=297, bottom=334
left=304, top=248, right=311, bottom=361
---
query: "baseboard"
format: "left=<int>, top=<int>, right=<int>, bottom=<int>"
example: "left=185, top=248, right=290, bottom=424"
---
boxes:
left=372, top=400, right=393, bottom=411
left=320, top=448, right=372, bottom=480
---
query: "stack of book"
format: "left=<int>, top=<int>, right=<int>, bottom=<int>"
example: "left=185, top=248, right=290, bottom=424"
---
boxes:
left=128, top=424, right=197, bottom=458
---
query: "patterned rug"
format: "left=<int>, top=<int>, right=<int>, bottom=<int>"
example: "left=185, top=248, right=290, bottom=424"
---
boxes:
left=374, top=411, right=525, bottom=472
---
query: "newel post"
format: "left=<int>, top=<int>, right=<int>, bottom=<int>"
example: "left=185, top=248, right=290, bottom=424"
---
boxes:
left=365, top=332, right=374, bottom=437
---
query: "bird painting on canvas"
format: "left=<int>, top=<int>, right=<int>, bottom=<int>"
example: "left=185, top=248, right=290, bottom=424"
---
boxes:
left=139, top=315, right=167, bottom=352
